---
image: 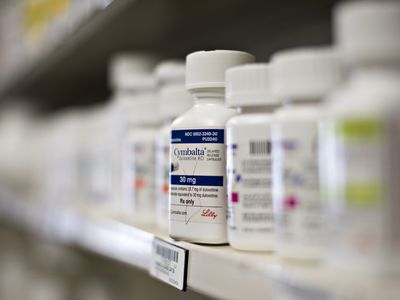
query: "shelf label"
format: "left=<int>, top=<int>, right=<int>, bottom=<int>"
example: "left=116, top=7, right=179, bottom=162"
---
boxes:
left=150, top=237, right=188, bottom=291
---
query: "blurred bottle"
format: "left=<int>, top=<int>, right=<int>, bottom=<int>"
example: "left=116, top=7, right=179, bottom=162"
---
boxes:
left=154, top=61, right=192, bottom=230
left=84, top=107, right=116, bottom=215
left=121, top=83, right=161, bottom=224
left=0, top=104, right=36, bottom=195
left=322, top=0, right=400, bottom=273
left=109, top=53, right=161, bottom=224
left=271, top=47, right=343, bottom=260
left=107, top=53, right=157, bottom=216
left=225, top=63, right=278, bottom=252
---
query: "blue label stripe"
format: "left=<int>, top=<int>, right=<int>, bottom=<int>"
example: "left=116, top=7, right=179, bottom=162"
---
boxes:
left=170, top=175, right=223, bottom=187
left=171, top=129, right=224, bottom=144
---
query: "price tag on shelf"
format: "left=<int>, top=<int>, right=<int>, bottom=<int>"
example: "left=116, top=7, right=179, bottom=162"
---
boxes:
left=150, top=237, right=188, bottom=291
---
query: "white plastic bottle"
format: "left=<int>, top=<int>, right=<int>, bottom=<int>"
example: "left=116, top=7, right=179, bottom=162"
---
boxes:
left=225, top=64, right=278, bottom=251
left=169, top=50, right=255, bottom=243
left=85, top=108, right=114, bottom=211
left=322, top=1, right=400, bottom=273
left=120, top=75, right=161, bottom=224
left=154, top=61, right=192, bottom=230
left=108, top=53, right=157, bottom=213
left=271, top=48, right=342, bottom=260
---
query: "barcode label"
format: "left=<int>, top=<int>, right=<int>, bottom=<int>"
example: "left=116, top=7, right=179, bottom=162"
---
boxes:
left=150, top=238, right=188, bottom=291
left=250, top=140, right=271, bottom=155
left=156, top=244, right=179, bottom=263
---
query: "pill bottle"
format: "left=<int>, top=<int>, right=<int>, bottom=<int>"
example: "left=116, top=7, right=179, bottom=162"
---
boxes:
left=271, top=47, right=342, bottom=260
left=40, top=110, right=86, bottom=233
left=322, top=1, right=400, bottom=273
left=154, top=61, right=192, bottom=230
left=120, top=73, right=161, bottom=224
left=108, top=53, right=157, bottom=213
left=225, top=63, right=278, bottom=251
left=169, top=50, right=255, bottom=243
left=84, top=108, right=114, bottom=211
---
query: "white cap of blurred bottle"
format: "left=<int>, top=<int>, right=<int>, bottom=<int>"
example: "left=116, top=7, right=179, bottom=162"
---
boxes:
left=109, top=53, right=157, bottom=91
left=155, top=60, right=191, bottom=121
left=155, top=60, right=186, bottom=86
left=335, top=1, right=400, bottom=66
left=271, top=47, right=343, bottom=101
left=226, top=63, right=278, bottom=107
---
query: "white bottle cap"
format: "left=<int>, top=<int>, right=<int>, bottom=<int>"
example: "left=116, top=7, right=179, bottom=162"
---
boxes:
left=130, top=92, right=161, bottom=125
left=110, top=53, right=157, bottom=90
left=271, top=47, right=342, bottom=100
left=186, top=50, right=255, bottom=91
left=225, top=63, right=278, bottom=107
left=159, top=84, right=193, bottom=120
left=155, top=60, right=186, bottom=86
left=335, top=1, right=400, bottom=65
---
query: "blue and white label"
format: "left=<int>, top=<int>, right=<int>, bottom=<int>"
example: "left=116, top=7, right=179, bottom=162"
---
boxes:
left=169, top=129, right=227, bottom=225
left=170, top=175, right=223, bottom=186
left=171, top=129, right=224, bottom=144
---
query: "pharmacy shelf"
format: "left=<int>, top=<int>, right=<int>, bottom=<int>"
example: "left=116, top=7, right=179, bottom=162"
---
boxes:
left=0, top=0, right=137, bottom=108
left=77, top=220, right=400, bottom=300
left=0, top=0, right=337, bottom=109
left=0, top=193, right=399, bottom=300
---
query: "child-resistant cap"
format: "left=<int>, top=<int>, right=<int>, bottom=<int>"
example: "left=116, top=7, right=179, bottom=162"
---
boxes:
left=110, top=53, right=157, bottom=90
left=226, top=63, right=278, bottom=107
left=271, top=47, right=343, bottom=100
left=186, top=50, right=255, bottom=91
left=335, top=1, right=400, bottom=65
left=159, top=84, right=193, bottom=120
left=155, top=60, right=186, bottom=86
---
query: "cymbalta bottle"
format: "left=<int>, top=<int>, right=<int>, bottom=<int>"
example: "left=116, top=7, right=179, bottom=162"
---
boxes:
left=169, top=50, right=255, bottom=243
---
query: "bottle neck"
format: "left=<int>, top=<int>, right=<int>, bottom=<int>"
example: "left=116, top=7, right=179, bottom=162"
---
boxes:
left=192, top=91, right=225, bottom=105
left=237, top=105, right=279, bottom=114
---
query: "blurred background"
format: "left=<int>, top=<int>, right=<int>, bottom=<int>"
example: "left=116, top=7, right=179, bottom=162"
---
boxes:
left=0, top=0, right=337, bottom=109
left=0, top=1, right=344, bottom=300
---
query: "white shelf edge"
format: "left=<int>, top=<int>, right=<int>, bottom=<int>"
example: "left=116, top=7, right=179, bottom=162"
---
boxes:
left=0, top=195, right=399, bottom=300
